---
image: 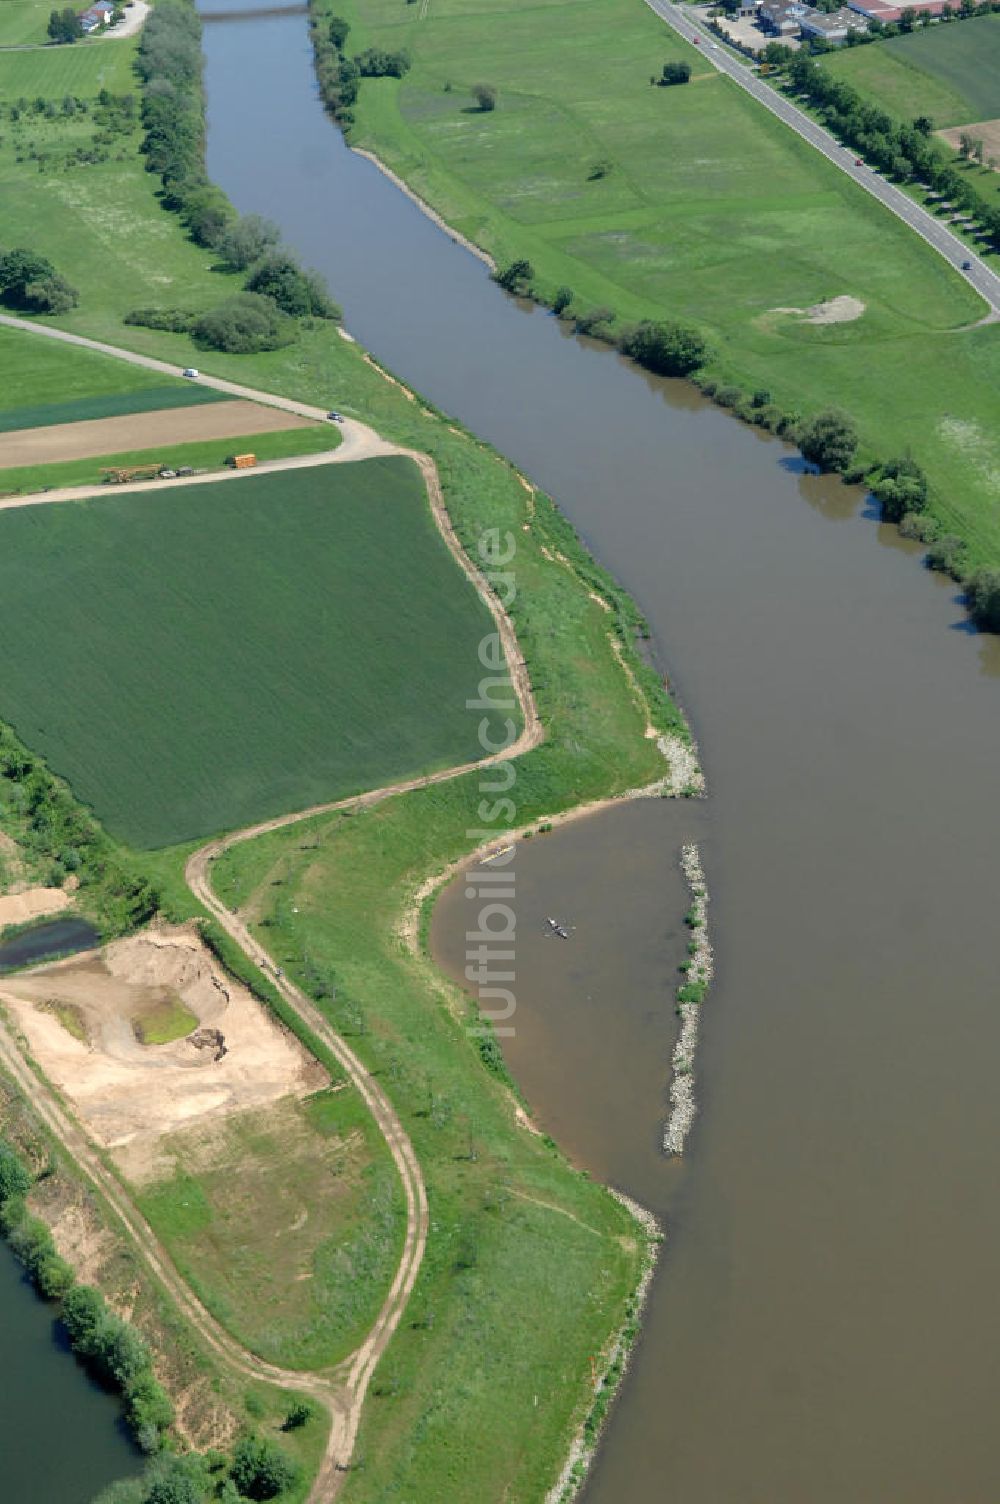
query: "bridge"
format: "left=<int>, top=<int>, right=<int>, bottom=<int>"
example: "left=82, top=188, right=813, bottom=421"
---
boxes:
left=200, top=4, right=307, bottom=20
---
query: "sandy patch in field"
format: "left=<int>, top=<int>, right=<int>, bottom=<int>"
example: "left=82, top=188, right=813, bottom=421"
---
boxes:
left=0, top=885, right=71, bottom=926
left=766, top=295, right=866, bottom=326
left=937, top=120, right=1000, bottom=168
left=0, top=923, right=326, bottom=1173
left=0, top=400, right=310, bottom=470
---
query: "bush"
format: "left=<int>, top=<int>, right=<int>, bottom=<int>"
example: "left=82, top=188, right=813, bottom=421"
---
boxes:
left=796, top=408, right=858, bottom=472
left=618, top=319, right=707, bottom=376
left=870, top=454, right=928, bottom=521
left=281, top=1399, right=313, bottom=1431
left=244, top=252, right=340, bottom=319
left=574, top=305, right=616, bottom=336
left=124, top=307, right=195, bottom=332
left=550, top=285, right=573, bottom=315
left=0, top=1141, right=32, bottom=1202
left=897, top=511, right=939, bottom=543
left=493, top=258, right=534, bottom=294
left=191, top=293, right=297, bottom=353
left=126, top=1371, right=175, bottom=1453
left=231, top=1435, right=299, bottom=1500
left=0, top=248, right=78, bottom=313
left=353, top=47, right=410, bottom=77
left=328, top=14, right=349, bottom=47
left=966, top=567, right=1000, bottom=632
left=925, top=534, right=966, bottom=578
left=473, top=82, right=497, bottom=111
left=217, top=213, right=280, bottom=270
left=660, top=60, right=692, bottom=85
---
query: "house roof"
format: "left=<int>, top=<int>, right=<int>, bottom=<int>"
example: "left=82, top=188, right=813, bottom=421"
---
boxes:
left=847, top=0, right=949, bottom=18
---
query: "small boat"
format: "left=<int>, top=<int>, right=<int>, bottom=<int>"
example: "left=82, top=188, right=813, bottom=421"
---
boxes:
left=544, top=916, right=573, bottom=940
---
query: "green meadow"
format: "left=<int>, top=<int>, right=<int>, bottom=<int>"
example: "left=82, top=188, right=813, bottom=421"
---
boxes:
left=137, top=1090, right=406, bottom=1371
left=0, top=458, right=514, bottom=847
left=0, top=326, right=219, bottom=417
left=316, top=0, right=1000, bottom=564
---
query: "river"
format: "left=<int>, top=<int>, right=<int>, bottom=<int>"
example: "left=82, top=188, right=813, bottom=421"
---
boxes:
left=196, top=11, right=1000, bottom=1500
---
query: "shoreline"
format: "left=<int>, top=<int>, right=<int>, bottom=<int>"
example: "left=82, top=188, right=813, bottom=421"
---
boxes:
left=350, top=147, right=497, bottom=271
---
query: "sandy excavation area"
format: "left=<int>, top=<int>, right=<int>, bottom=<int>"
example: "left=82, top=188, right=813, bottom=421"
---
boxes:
left=0, top=924, right=326, bottom=1176
left=0, top=400, right=311, bottom=470
left=938, top=120, right=1000, bottom=168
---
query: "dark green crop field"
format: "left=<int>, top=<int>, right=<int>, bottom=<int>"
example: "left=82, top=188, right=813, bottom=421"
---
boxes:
left=825, top=15, right=1000, bottom=125
left=0, top=384, right=229, bottom=433
left=0, top=458, right=515, bottom=847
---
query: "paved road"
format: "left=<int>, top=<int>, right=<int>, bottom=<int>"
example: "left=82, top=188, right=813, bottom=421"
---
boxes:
left=644, top=0, right=1000, bottom=320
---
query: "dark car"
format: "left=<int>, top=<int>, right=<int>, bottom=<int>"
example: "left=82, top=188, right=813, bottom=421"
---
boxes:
left=961, top=259, right=972, bottom=271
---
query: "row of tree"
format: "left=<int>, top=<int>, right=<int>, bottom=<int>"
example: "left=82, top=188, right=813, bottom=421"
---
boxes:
left=0, top=1140, right=174, bottom=1454
left=135, top=5, right=338, bottom=349
left=782, top=52, right=1000, bottom=249
left=2, top=1138, right=305, bottom=1501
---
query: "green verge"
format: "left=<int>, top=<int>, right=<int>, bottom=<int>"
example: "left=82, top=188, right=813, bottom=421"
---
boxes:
left=0, top=420, right=337, bottom=494
left=310, top=0, right=1000, bottom=567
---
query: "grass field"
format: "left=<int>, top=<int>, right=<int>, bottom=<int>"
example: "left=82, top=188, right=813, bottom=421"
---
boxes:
left=137, top=1090, right=406, bottom=1370
left=0, top=420, right=337, bottom=492
left=0, top=457, right=514, bottom=848
left=0, top=327, right=221, bottom=417
left=0, top=0, right=50, bottom=46
left=304, top=0, right=1000, bottom=565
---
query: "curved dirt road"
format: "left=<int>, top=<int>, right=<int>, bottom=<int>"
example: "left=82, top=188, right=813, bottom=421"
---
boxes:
left=0, top=389, right=542, bottom=1495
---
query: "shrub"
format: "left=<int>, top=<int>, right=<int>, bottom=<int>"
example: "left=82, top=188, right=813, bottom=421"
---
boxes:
left=897, top=511, right=939, bottom=543
left=281, top=1400, right=313, bottom=1431
left=573, top=305, right=616, bottom=336
left=493, top=258, right=534, bottom=294
left=550, top=285, right=573, bottom=315
left=353, top=47, right=410, bottom=77
left=217, top=213, right=280, bottom=270
left=618, top=319, right=707, bottom=376
left=231, top=1435, right=299, bottom=1500
left=661, top=60, right=692, bottom=85
left=473, top=82, right=497, bottom=111
left=126, top=1371, right=175, bottom=1453
left=870, top=454, right=928, bottom=521
left=966, top=567, right=1000, bottom=632
left=191, top=293, right=297, bottom=353
left=328, top=14, right=349, bottom=47
left=796, top=408, right=858, bottom=472
left=925, top=534, right=966, bottom=578
left=0, top=248, right=78, bottom=313
left=0, top=1141, right=32, bottom=1202
left=124, top=307, right=195, bottom=332
left=244, top=252, right=340, bottom=319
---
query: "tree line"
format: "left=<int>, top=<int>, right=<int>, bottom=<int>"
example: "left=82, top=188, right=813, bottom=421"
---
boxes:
left=782, top=51, right=1000, bottom=249
left=134, top=2, right=339, bottom=352
left=1, top=1135, right=306, bottom=1501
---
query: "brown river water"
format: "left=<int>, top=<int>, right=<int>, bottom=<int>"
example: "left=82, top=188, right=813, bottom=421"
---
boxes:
left=194, top=8, right=1000, bottom=1500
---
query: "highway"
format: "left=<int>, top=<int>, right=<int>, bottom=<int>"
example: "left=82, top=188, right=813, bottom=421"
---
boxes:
left=643, top=0, right=1000, bottom=320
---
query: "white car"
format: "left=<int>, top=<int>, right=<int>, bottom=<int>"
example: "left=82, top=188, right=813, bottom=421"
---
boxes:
left=182, top=367, right=200, bottom=379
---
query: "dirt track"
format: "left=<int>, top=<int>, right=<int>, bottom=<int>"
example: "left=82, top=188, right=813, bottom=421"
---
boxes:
left=0, top=399, right=309, bottom=470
